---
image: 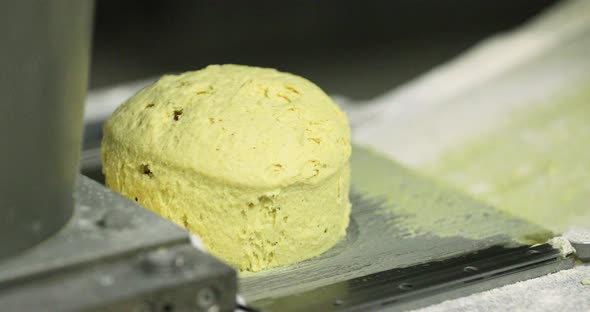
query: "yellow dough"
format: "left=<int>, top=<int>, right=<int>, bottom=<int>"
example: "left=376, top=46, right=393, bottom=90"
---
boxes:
left=102, top=64, right=351, bottom=271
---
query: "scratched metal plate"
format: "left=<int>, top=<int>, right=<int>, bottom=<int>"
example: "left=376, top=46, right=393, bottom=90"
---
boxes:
left=80, top=145, right=554, bottom=308
left=239, top=147, right=552, bottom=303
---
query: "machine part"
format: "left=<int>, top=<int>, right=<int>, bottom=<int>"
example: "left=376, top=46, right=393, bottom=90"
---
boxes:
left=0, top=0, right=94, bottom=259
left=571, top=243, right=590, bottom=262
left=0, top=176, right=236, bottom=312
left=253, top=244, right=574, bottom=311
left=564, top=228, right=590, bottom=262
left=548, top=236, right=576, bottom=258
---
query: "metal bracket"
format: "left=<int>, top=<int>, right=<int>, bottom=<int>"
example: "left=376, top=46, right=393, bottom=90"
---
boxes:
left=253, top=244, right=574, bottom=311
left=0, top=176, right=236, bottom=312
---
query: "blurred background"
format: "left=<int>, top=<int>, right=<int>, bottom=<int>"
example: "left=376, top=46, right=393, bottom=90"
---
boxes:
left=90, top=0, right=556, bottom=100
left=86, top=0, right=590, bottom=233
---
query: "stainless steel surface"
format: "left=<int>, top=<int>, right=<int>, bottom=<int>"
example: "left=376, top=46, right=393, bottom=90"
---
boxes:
left=572, top=244, right=590, bottom=262
left=237, top=148, right=552, bottom=303
left=80, top=145, right=554, bottom=309
left=0, top=0, right=94, bottom=259
left=566, top=229, right=590, bottom=262
left=253, top=244, right=574, bottom=311
left=0, top=176, right=236, bottom=311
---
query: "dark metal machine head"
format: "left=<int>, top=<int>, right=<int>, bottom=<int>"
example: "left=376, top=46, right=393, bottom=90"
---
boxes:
left=0, top=2, right=237, bottom=311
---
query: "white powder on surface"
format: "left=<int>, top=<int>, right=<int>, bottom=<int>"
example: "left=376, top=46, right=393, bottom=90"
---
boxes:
left=548, top=236, right=576, bottom=258
left=414, top=265, right=590, bottom=312
left=564, top=228, right=590, bottom=243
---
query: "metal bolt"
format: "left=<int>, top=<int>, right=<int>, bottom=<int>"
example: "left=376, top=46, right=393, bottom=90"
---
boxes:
left=95, top=215, right=107, bottom=228
left=140, top=249, right=183, bottom=273
left=94, top=211, right=129, bottom=229
left=196, top=287, right=218, bottom=310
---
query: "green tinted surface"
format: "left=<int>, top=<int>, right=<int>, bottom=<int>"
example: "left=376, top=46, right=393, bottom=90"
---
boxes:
left=351, top=147, right=552, bottom=244
left=426, top=80, right=590, bottom=233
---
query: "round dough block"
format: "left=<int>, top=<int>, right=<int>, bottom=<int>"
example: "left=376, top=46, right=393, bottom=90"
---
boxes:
left=102, top=64, right=351, bottom=271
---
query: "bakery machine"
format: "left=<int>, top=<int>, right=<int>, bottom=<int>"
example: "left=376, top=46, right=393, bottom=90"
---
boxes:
left=0, top=2, right=236, bottom=311
left=0, top=1, right=583, bottom=311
